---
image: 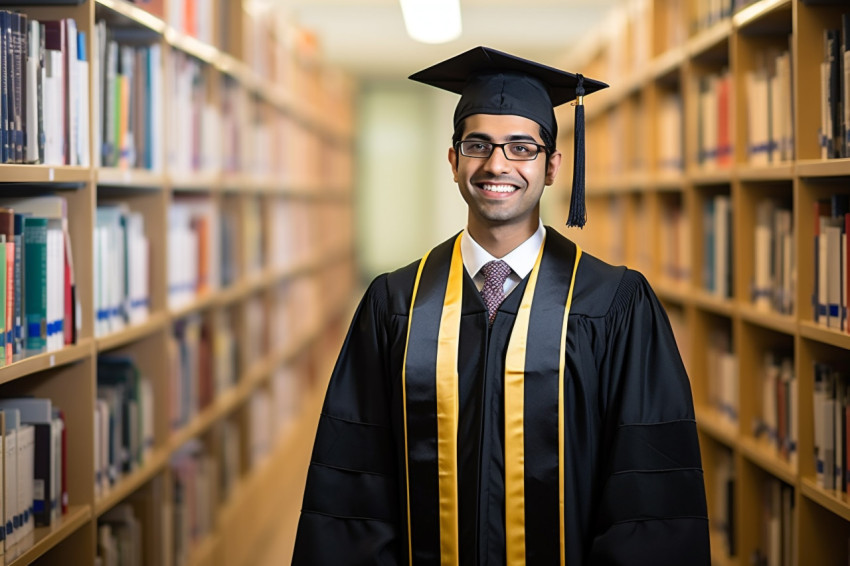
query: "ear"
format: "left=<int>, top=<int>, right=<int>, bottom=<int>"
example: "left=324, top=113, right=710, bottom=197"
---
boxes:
left=448, top=146, right=459, bottom=182
left=545, top=150, right=562, bottom=186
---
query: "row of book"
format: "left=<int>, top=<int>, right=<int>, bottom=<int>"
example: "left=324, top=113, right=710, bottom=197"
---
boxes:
left=712, top=447, right=736, bottom=559
left=169, top=439, right=216, bottom=566
left=819, top=14, right=850, bottom=160
left=754, top=353, right=798, bottom=466
left=711, top=447, right=795, bottom=565
left=0, top=196, right=75, bottom=366
left=659, top=197, right=691, bottom=286
left=697, top=70, right=733, bottom=170
left=657, top=92, right=684, bottom=175
left=707, top=328, right=738, bottom=425
left=168, top=314, right=237, bottom=431
left=703, top=194, right=733, bottom=299
left=97, top=503, right=144, bottom=566
left=168, top=198, right=220, bottom=310
left=0, top=397, right=67, bottom=560
left=752, top=479, right=795, bottom=566
left=746, top=47, right=794, bottom=165
left=94, top=21, right=163, bottom=171
left=812, top=195, right=849, bottom=333
left=813, top=361, right=850, bottom=493
left=95, top=356, right=154, bottom=500
left=0, top=13, right=89, bottom=166
left=95, top=204, right=150, bottom=338
left=753, top=199, right=794, bottom=316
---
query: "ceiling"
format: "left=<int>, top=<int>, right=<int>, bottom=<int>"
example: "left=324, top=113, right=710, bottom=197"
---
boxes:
left=270, top=0, right=624, bottom=79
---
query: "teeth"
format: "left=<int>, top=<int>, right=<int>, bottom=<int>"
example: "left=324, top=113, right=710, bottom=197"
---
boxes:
left=481, top=184, right=517, bottom=193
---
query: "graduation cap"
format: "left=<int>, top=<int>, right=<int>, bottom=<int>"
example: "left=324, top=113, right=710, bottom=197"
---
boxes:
left=409, top=46, right=608, bottom=228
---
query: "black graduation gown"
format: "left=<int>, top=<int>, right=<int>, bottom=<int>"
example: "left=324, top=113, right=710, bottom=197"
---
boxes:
left=292, top=228, right=710, bottom=565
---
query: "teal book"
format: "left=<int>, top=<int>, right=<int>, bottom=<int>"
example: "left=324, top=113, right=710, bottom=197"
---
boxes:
left=23, top=217, right=47, bottom=354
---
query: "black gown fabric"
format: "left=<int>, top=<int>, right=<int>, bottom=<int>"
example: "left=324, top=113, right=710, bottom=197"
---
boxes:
left=292, top=227, right=710, bottom=565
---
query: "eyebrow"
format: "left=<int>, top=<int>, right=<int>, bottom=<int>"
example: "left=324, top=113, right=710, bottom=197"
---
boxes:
left=463, top=132, right=540, bottom=143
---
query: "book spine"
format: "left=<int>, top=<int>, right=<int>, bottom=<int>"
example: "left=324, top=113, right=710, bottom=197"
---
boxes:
left=23, top=217, right=47, bottom=355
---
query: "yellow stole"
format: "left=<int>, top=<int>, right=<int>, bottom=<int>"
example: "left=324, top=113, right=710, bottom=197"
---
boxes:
left=402, top=231, right=582, bottom=565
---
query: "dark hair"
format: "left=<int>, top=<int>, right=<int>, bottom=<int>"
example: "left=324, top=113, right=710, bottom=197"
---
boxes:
left=452, top=119, right=556, bottom=154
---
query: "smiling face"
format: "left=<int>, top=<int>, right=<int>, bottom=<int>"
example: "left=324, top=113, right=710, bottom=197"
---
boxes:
left=449, top=113, right=562, bottom=245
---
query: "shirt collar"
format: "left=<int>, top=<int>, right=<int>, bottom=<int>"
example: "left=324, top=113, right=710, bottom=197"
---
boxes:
left=461, top=219, right=546, bottom=279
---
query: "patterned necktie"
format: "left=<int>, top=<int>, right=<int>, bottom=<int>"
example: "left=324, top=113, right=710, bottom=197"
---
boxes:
left=480, top=260, right=512, bottom=326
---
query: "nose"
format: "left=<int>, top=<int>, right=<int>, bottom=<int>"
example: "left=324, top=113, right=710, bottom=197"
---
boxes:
left=482, top=145, right=512, bottom=174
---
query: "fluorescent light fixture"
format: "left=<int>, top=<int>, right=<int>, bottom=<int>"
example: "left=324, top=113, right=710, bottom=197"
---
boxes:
left=399, top=0, right=462, bottom=44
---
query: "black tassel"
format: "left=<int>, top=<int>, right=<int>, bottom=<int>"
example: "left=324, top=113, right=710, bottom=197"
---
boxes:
left=567, top=74, right=587, bottom=228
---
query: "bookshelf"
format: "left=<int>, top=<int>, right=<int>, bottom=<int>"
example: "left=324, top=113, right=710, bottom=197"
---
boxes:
left=555, top=0, right=850, bottom=563
left=0, top=0, right=355, bottom=564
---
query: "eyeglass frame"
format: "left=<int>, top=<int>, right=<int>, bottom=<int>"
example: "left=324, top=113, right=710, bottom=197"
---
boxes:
left=454, top=139, right=550, bottom=161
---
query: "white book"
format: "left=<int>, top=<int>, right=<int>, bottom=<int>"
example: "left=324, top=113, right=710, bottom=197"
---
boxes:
left=43, top=49, right=64, bottom=165
left=50, top=416, right=62, bottom=524
left=149, top=44, right=164, bottom=172
left=77, top=54, right=90, bottom=167
left=65, top=20, right=78, bottom=167
left=25, top=22, right=40, bottom=164
left=824, top=221, right=843, bottom=329
left=714, top=195, right=730, bottom=299
left=1, top=410, right=19, bottom=549
left=16, top=424, right=33, bottom=537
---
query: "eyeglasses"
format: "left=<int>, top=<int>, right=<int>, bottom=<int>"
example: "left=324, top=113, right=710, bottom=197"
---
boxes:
left=456, top=140, right=548, bottom=161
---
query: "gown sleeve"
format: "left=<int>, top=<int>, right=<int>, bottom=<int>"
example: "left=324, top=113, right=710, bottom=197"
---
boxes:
left=291, top=275, right=402, bottom=566
left=587, top=270, right=711, bottom=566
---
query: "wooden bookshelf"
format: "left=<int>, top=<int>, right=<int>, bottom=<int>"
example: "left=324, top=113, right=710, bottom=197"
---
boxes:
left=557, top=0, right=850, bottom=563
left=0, top=0, right=356, bottom=564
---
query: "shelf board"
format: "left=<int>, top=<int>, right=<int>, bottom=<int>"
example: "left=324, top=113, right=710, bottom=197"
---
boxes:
left=796, top=158, right=850, bottom=178
left=164, top=27, right=220, bottom=67
left=0, top=341, right=93, bottom=386
left=95, top=0, right=167, bottom=33
left=733, top=0, right=792, bottom=31
left=650, top=47, right=686, bottom=83
left=689, top=167, right=733, bottom=186
left=95, top=313, right=167, bottom=352
left=168, top=358, right=268, bottom=451
left=0, top=165, right=90, bottom=184
left=801, top=476, right=850, bottom=523
left=653, top=280, right=692, bottom=304
left=654, top=173, right=686, bottom=190
left=221, top=174, right=275, bottom=193
left=738, top=435, right=797, bottom=485
left=169, top=172, right=221, bottom=192
left=94, top=447, right=169, bottom=517
left=799, top=321, right=850, bottom=350
left=97, top=167, right=165, bottom=188
left=736, top=163, right=794, bottom=181
left=169, top=291, right=220, bottom=319
left=688, top=20, right=733, bottom=59
left=737, top=304, right=796, bottom=335
left=7, top=505, right=91, bottom=566
left=217, top=276, right=266, bottom=306
left=692, top=290, right=735, bottom=317
left=216, top=53, right=261, bottom=94
left=186, top=530, right=218, bottom=566
left=695, top=404, right=738, bottom=447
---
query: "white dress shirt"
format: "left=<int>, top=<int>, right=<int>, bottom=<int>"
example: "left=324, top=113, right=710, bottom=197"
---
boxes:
left=461, top=220, right=546, bottom=296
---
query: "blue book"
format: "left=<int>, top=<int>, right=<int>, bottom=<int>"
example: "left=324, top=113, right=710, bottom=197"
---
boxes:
left=1, top=11, right=8, bottom=163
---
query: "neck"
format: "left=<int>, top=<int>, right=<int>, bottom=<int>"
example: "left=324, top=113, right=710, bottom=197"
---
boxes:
left=467, top=216, right=539, bottom=258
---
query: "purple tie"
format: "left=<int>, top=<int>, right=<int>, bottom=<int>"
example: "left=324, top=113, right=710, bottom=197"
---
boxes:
left=480, top=260, right=512, bottom=326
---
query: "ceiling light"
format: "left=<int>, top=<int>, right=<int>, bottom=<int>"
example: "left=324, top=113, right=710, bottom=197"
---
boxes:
left=399, top=0, right=462, bottom=44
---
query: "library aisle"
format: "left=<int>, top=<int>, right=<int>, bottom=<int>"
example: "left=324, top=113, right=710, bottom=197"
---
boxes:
left=0, top=0, right=357, bottom=564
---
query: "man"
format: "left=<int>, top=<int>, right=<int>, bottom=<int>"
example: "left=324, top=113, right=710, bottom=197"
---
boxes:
left=293, top=47, right=710, bottom=565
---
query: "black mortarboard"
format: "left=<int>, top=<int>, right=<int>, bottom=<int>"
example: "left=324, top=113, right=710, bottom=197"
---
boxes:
left=409, top=46, right=608, bottom=228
